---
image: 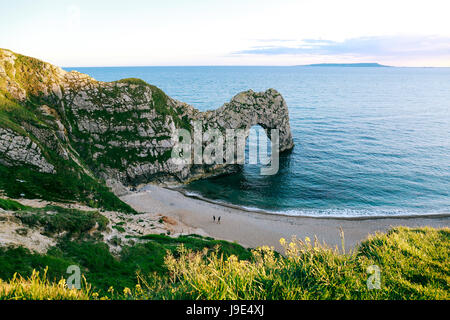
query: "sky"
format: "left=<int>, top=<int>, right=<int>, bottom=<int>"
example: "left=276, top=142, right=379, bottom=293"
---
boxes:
left=2, top=0, right=450, bottom=67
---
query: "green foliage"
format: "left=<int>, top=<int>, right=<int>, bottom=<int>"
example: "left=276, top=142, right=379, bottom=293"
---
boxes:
left=0, top=198, right=27, bottom=211
left=357, top=226, right=450, bottom=299
left=14, top=205, right=109, bottom=237
left=138, top=227, right=450, bottom=300
left=0, top=93, right=42, bottom=132
left=0, top=246, right=77, bottom=283
left=12, top=54, right=53, bottom=97
left=112, top=225, right=125, bottom=233
left=0, top=234, right=251, bottom=295
left=116, top=78, right=149, bottom=86
left=141, top=234, right=252, bottom=260
left=0, top=227, right=448, bottom=300
left=0, top=165, right=136, bottom=213
left=0, top=269, right=93, bottom=300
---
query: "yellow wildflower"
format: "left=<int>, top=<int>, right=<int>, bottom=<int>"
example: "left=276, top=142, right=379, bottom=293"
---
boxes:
left=123, top=287, right=131, bottom=295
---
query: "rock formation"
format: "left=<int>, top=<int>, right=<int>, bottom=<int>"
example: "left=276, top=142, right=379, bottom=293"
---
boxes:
left=0, top=48, right=293, bottom=204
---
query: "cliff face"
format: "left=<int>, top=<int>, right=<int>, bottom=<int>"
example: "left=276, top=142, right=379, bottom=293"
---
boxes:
left=0, top=48, right=293, bottom=205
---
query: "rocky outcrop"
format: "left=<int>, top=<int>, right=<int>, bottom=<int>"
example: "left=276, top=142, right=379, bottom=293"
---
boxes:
left=200, top=89, right=294, bottom=152
left=0, top=127, right=55, bottom=173
left=0, top=48, right=294, bottom=192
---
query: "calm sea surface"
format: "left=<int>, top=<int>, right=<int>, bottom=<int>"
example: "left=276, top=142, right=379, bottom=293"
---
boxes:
left=66, top=66, right=450, bottom=217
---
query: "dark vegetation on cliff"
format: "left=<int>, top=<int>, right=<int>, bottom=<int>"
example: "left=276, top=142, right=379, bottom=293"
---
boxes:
left=0, top=166, right=135, bottom=212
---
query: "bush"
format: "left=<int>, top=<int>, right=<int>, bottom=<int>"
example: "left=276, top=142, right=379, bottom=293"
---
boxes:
left=0, top=198, right=27, bottom=211
left=14, top=205, right=109, bottom=237
left=0, top=165, right=136, bottom=214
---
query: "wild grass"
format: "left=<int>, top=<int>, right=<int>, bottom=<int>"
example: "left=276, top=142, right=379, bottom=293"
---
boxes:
left=0, top=92, right=42, bottom=133
left=116, top=78, right=149, bottom=86
left=135, top=226, right=449, bottom=300
left=0, top=165, right=136, bottom=213
left=0, top=198, right=27, bottom=211
left=0, top=268, right=93, bottom=300
left=0, top=227, right=448, bottom=300
left=0, top=234, right=252, bottom=294
left=13, top=205, right=109, bottom=237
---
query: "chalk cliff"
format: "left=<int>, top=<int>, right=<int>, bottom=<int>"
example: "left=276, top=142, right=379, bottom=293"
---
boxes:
left=0, top=48, right=293, bottom=208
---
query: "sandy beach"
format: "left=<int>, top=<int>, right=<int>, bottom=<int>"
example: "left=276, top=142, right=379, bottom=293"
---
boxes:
left=121, top=185, right=450, bottom=252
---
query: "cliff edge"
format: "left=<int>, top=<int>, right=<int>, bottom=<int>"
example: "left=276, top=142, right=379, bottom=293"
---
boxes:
left=0, top=48, right=293, bottom=209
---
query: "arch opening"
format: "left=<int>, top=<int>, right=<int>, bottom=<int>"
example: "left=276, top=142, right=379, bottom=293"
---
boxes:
left=245, top=124, right=273, bottom=166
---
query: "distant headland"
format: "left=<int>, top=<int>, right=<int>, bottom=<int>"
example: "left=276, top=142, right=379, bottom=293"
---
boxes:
left=299, top=63, right=391, bottom=67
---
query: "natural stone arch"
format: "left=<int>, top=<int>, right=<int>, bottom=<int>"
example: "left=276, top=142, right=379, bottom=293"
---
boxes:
left=198, top=88, right=294, bottom=153
left=245, top=124, right=272, bottom=166
left=183, top=89, right=295, bottom=180
left=0, top=48, right=295, bottom=186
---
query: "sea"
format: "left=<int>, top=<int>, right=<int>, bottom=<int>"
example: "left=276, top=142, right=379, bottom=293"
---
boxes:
left=65, top=66, right=450, bottom=218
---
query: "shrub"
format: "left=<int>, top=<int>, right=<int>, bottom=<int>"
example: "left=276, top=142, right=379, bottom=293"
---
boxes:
left=0, top=198, right=27, bottom=211
left=14, top=205, right=109, bottom=237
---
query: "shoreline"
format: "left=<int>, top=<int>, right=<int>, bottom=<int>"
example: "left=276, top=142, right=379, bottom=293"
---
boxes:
left=168, top=186, right=450, bottom=221
left=121, top=185, right=450, bottom=252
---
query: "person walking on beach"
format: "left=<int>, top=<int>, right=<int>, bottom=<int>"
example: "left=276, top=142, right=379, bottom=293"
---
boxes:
left=213, top=215, right=215, bottom=222
left=218, top=216, right=221, bottom=224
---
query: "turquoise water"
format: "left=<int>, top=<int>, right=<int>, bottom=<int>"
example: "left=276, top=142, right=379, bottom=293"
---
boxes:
left=67, top=66, right=450, bottom=217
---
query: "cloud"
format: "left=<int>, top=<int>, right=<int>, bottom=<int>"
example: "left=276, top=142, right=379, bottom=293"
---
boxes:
left=233, top=35, right=450, bottom=60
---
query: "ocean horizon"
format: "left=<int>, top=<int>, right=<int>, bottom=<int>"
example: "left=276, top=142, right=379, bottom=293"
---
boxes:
left=65, top=66, right=450, bottom=218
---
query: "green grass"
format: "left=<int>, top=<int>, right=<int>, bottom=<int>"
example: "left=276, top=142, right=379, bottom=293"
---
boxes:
left=0, top=233, right=252, bottom=295
left=0, top=198, right=27, bottom=211
left=0, top=269, right=93, bottom=300
left=137, top=227, right=450, bottom=300
left=0, top=93, right=43, bottom=133
left=116, top=78, right=149, bottom=86
left=13, top=205, right=109, bottom=237
left=0, top=165, right=136, bottom=213
left=0, top=227, right=448, bottom=300
left=141, top=234, right=252, bottom=260
left=112, top=225, right=125, bottom=233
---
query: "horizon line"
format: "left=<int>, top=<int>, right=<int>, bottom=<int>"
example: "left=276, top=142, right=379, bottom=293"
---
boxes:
left=63, top=64, right=450, bottom=69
